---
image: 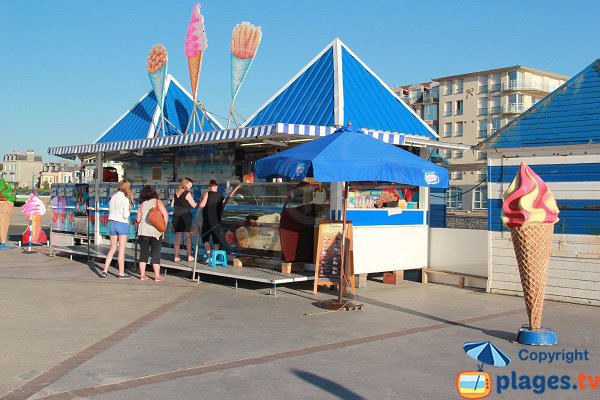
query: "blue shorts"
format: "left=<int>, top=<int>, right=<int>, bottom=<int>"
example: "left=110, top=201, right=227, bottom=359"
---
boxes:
left=109, top=221, right=129, bottom=236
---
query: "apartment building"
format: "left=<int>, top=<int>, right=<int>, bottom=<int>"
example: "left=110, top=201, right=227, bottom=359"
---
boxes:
left=39, top=162, right=82, bottom=187
left=394, top=66, right=568, bottom=213
left=1, top=150, right=44, bottom=188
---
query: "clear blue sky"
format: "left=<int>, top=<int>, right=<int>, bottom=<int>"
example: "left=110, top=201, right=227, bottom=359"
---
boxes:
left=2, top=0, right=599, bottom=161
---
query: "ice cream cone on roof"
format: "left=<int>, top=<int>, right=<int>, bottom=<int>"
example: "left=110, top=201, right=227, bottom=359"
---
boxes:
left=502, top=162, right=559, bottom=331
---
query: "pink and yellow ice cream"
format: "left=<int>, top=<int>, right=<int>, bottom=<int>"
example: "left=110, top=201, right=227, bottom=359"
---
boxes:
left=502, top=162, right=560, bottom=331
left=502, top=162, right=559, bottom=227
left=0, top=178, right=16, bottom=245
left=22, top=193, right=47, bottom=243
left=185, top=3, right=208, bottom=101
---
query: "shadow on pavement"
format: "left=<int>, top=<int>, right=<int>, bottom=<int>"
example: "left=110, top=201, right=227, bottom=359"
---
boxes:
left=292, top=369, right=366, bottom=400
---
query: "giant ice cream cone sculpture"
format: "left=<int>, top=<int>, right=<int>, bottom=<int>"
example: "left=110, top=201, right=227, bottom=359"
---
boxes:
left=185, top=3, right=208, bottom=102
left=502, top=162, right=559, bottom=331
left=147, top=45, right=168, bottom=136
left=228, top=21, right=262, bottom=127
left=22, top=193, right=48, bottom=244
left=0, top=178, right=16, bottom=245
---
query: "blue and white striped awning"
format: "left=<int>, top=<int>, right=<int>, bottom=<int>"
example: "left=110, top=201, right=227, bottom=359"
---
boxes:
left=48, top=123, right=412, bottom=159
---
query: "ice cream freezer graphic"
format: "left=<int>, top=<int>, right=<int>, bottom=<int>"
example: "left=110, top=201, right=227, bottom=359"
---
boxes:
left=22, top=193, right=48, bottom=244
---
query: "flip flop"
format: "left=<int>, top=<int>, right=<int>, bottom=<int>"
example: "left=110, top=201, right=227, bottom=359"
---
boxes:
left=174, top=257, right=181, bottom=263
left=187, top=256, right=195, bottom=262
left=155, top=276, right=165, bottom=282
left=140, top=275, right=148, bottom=281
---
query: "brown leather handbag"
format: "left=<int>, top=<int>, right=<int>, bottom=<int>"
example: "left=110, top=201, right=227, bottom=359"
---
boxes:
left=147, top=200, right=166, bottom=232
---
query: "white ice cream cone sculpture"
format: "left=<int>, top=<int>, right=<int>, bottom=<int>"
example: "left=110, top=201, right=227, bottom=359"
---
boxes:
left=502, top=162, right=559, bottom=331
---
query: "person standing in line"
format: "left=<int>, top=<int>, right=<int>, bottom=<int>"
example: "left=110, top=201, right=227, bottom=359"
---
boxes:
left=199, top=179, right=224, bottom=261
left=171, top=177, right=197, bottom=262
left=101, top=179, right=133, bottom=279
left=136, top=185, right=168, bottom=282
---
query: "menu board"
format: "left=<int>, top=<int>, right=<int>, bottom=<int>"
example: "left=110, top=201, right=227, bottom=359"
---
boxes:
left=313, top=220, right=353, bottom=294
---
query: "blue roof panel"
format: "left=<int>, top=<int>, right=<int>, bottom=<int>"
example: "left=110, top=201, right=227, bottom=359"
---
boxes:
left=480, top=59, right=600, bottom=149
left=96, top=76, right=222, bottom=143
left=342, top=48, right=435, bottom=138
left=245, top=48, right=335, bottom=127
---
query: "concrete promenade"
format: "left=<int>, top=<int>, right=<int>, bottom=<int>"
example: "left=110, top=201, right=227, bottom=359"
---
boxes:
left=1, top=213, right=599, bottom=399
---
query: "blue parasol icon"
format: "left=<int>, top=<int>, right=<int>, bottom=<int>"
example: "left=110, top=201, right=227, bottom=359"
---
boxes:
left=463, top=341, right=511, bottom=371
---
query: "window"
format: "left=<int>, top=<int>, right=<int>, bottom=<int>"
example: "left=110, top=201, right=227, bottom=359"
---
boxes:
left=445, top=80, right=453, bottom=95
left=443, top=123, right=452, bottom=137
left=478, top=120, right=488, bottom=138
left=478, top=152, right=488, bottom=160
left=531, top=96, right=538, bottom=105
left=478, top=98, right=488, bottom=115
left=492, top=118, right=502, bottom=133
left=478, top=170, right=488, bottom=182
left=409, top=89, right=422, bottom=101
left=455, top=122, right=463, bottom=137
left=444, top=101, right=452, bottom=116
left=453, top=172, right=463, bottom=180
left=455, top=100, right=464, bottom=115
left=424, top=104, right=438, bottom=121
left=443, top=149, right=452, bottom=158
left=456, top=79, right=464, bottom=94
left=446, top=187, right=463, bottom=209
left=453, top=150, right=463, bottom=159
left=473, top=187, right=488, bottom=209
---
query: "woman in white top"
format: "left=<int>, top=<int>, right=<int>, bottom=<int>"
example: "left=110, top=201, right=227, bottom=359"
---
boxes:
left=101, top=180, right=133, bottom=279
left=136, top=185, right=168, bottom=281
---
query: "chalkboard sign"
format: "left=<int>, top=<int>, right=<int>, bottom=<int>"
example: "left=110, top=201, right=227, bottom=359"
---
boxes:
left=313, top=220, right=354, bottom=294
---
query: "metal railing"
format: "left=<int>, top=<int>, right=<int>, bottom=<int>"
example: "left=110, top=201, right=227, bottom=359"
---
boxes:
left=504, top=103, right=525, bottom=114
left=489, top=105, right=501, bottom=114
left=454, top=130, right=464, bottom=137
left=478, top=129, right=488, bottom=138
left=478, top=85, right=488, bottom=94
left=502, top=80, right=556, bottom=92
left=444, top=88, right=453, bottom=95
left=478, top=107, right=488, bottom=116
left=423, top=92, right=439, bottom=102
left=489, top=83, right=501, bottom=92
left=456, top=88, right=464, bottom=94
left=443, top=131, right=452, bottom=137
left=444, top=110, right=453, bottom=116
left=455, top=109, right=464, bottom=115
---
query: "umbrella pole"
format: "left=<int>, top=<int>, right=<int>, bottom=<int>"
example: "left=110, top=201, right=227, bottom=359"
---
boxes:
left=338, top=182, right=349, bottom=304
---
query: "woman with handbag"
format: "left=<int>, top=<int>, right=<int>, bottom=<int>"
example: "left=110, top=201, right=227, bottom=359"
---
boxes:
left=101, top=179, right=133, bottom=279
left=170, top=177, right=198, bottom=262
left=136, top=185, right=168, bottom=281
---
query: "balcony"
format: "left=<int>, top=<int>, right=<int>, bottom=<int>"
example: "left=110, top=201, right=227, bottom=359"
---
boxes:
left=503, top=103, right=525, bottom=114
left=489, top=105, right=501, bottom=115
left=423, top=92, right=439, bottom=102
left=401, top=95, right=409, bottom=102
left=489, top=83, right=501, bottom=93
left=478, top=107, right=488, bottom=116
left=478, top=85, right=489, bottom=94
left=478, top=129, right=488, bottom=138
left=502, top=80, right=557, bottom=93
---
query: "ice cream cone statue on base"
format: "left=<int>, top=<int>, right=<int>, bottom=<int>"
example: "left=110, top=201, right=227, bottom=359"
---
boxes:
left=0, top=178, right=16, bottom=249
left=502, top=162, right=560, bottom=345
left=21, top=193, right=48, bottom=245
left=183, top=3, right=214, bottom=133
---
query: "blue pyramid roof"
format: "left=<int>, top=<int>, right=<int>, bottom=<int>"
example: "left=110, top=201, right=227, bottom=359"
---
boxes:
left=95, top=75, right=223, bottom=143
left=242, top=39, right=437, bottom=139
left=478, top=59, right=600, bottom=150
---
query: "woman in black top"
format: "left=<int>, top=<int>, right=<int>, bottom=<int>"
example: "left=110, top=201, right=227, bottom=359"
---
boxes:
left=170, top=177, right=197, bottom=262
left=199, top=179, right=224, bottom=260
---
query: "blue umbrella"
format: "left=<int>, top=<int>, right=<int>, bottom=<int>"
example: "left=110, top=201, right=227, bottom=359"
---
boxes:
left=254, top=124, right=449, bottom=188
left=255, top=124, right=449, bottom=307
left=463, top=341, right=511, bottom=370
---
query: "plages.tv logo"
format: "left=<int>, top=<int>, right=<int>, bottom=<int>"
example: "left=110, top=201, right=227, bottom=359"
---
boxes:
left=457, top=341, right=511, bottom=399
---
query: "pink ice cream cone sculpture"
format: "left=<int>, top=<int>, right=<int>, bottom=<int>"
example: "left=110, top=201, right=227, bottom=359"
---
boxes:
left=185, top=3, right=208, bottom=102
left=502, top=162, right=559, bottom=333
left=22, top=193, right=47, bottom=244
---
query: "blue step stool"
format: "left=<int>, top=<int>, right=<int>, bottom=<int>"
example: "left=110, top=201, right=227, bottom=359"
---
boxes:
left=209, top=250, right=228, bottom=268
